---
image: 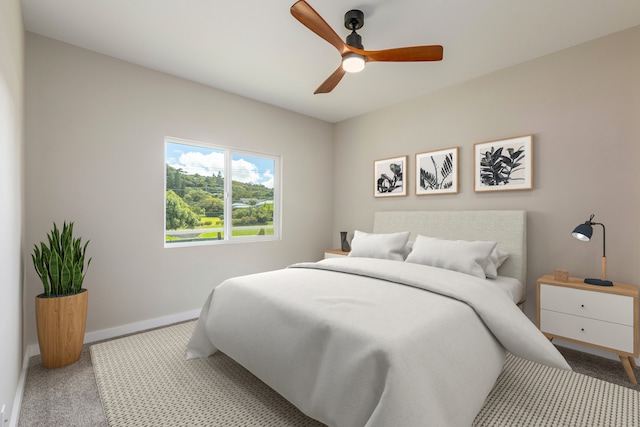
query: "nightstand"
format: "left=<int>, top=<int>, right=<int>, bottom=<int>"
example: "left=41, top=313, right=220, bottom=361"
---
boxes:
left=324, top=249, right=349, bottom=259
left=537, top=275, right=639, bottom=384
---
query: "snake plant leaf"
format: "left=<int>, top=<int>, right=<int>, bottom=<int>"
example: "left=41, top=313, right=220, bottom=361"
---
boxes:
left=71, top=262, right=83, bottom=294
left=61, top=264, right=72, bottom=294
left=31, top=245, right=43, bottom=280
left=40, top=244, right=53, bottom=296
left=48, top=250, right=61, bottom=296
left=82, top=240, right=91, bottom=274
left=73, top=238, right=81, bottom=262
left=31, top=245, right=51, bottom=297
left=32, top=221, right=91, bottom=297
left=48, top=223, right=61, bottom=256
left=84, top=257, right=92, bottom=280
left=61, top=254, right=73, bottom=294
left=40, top=243, right=50, bottom=265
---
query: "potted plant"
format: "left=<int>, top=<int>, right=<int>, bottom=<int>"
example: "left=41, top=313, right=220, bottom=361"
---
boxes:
left=31, top=221, right=92, bottom=369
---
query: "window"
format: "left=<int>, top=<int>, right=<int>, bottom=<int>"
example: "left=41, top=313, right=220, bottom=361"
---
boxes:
left=165, top=137, right=280, bottom=247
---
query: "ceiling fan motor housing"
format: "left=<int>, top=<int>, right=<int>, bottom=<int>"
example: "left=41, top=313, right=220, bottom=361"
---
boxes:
left=344, top=9, right=364, bottom=30
left=346, top=32, right=363, bottom=49
left=344, top=9, right=364, bottom=49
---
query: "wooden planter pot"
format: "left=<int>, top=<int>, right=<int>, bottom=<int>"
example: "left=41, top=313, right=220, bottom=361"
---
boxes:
left=35, top=289, right=88, bottom=369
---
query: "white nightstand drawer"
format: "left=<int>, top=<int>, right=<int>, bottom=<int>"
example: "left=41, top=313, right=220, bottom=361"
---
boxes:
left=540, top=309, right=634, bottom=353
left=540, top=284, right=634, bottom=326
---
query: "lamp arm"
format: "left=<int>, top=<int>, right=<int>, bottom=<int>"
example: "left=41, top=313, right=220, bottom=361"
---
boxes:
left=593, top=222, right=606, bottom=280
left=592, top=222, right=605, bottom=256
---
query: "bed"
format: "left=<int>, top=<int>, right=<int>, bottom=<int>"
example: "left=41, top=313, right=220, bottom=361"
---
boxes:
left=187, top=210, right=570, bottom=426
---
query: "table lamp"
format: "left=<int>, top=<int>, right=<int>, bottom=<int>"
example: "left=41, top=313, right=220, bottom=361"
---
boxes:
left=571, top=214, right=612, bottom=286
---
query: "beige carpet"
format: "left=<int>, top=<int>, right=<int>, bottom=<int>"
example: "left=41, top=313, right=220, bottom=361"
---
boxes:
left=91, top=321, right=640, bottom=427
left=475, top=353, right=640, bottom=426
left=91, top=321, right=324, bottom=427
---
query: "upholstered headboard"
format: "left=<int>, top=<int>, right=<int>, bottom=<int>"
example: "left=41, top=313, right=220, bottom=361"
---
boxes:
left=373, top=210, right=527, bottom=284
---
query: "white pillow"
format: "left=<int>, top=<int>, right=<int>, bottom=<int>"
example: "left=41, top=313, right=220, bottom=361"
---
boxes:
left=484, top=248, right=510, bottom=279
left=405, top=235, right=497, bottom=278
left=348, top=230, right=411, bottom=261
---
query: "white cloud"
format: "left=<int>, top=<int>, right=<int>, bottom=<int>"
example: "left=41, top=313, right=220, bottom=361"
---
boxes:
left=169, top=148, right=273, bottom=188
left=260, top=170, right=274, bottom=189
left=231, top=158, right=261, bottom=184
left=169, top=150, right=224, bottom=176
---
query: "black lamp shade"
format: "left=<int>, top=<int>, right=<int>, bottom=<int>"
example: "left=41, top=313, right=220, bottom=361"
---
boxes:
left=572, top=222, right=593, bottom=241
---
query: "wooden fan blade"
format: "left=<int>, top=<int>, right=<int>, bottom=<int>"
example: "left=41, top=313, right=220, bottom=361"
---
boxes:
left=291, top=0, right=349, bottom=55
left=362, top=45, right=444, bottom=62
left=314, top=66, right=347, bottom=94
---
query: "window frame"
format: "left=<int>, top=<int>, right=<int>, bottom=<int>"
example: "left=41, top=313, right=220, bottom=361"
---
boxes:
left=164, top=136, right=281, bottom=248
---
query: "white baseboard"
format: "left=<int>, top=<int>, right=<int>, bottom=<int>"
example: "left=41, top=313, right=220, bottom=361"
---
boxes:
left=83, top=309, right=201, bottom=345
left=8, top=351, right=30, bottom=427
left=25, top=309, right=201, bottom=358
left=16, top=308, right=201, bottom=425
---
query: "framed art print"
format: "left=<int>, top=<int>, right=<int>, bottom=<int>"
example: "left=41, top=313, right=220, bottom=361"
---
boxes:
left=474, top=135, right=533, bottom=192
left=415, top=147, right=458, bottom=195
left=374, top=155, right=407, bottom=197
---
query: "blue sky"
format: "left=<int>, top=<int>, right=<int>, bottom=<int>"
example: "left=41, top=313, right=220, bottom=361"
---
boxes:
left=166, top=140, right=274, bottom=188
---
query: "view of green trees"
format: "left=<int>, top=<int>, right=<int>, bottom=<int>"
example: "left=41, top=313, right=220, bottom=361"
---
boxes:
left=165, top=165, right=274, bottom=232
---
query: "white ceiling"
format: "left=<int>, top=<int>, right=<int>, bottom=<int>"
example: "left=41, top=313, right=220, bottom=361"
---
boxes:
left=20, top=0, right=640, bottom=123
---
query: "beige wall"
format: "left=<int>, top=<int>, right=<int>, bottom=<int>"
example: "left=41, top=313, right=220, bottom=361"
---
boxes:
left=333, top=26, right=640, bottom=323
left=0, top=0, right=24, bottom=422
left=24, top=34, right=334, bottom=347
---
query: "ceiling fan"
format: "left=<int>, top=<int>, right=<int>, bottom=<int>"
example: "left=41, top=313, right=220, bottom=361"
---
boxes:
left=290, top=0, right=444, bottom=94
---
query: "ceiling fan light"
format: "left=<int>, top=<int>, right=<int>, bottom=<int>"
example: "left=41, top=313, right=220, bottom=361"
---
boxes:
left=342, top=53, right=365, bottom=73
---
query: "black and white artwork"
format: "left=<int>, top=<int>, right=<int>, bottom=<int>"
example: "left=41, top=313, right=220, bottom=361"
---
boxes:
left=374, top=155, right=407, bottom=197
left=416, top=147, right=458, bottom=195
left=474, top=135, right=533, bottom=192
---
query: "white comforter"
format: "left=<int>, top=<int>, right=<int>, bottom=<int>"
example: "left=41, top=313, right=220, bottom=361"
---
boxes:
left=187, top=257, right=570, bottom=427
